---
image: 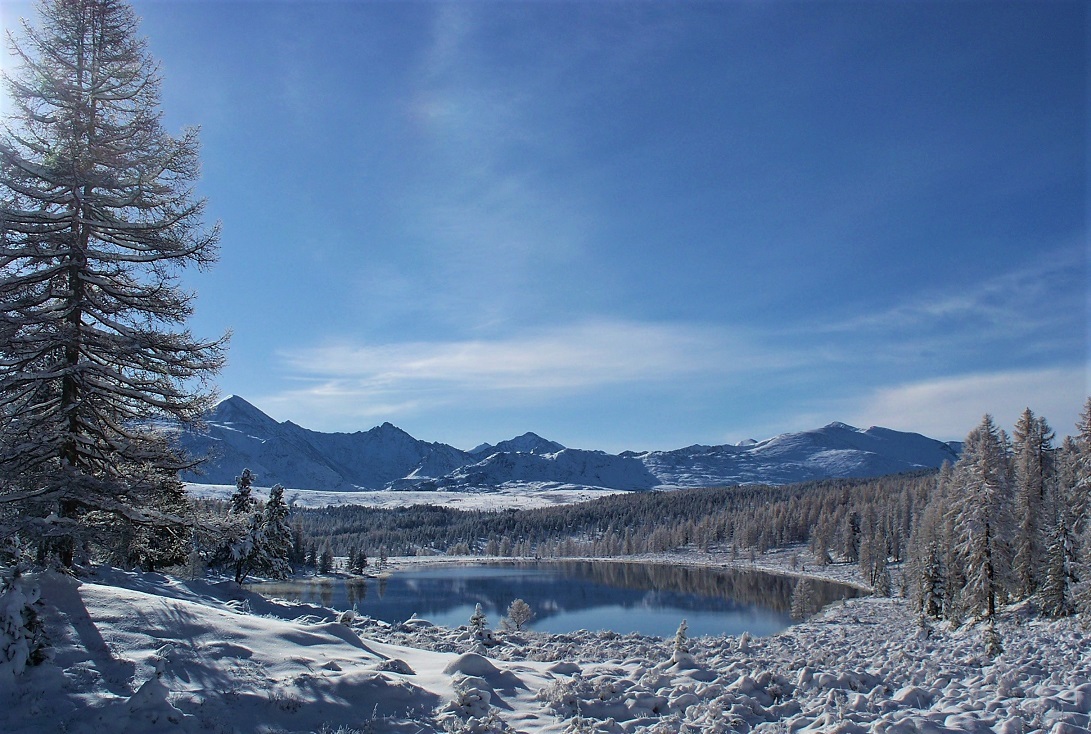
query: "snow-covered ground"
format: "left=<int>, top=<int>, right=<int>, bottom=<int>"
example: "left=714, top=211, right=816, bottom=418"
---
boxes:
left=3, top=551, right=1089, bottom=733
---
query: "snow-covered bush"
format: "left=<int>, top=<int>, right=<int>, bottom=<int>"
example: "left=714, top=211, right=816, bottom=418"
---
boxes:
left=440, top=674, right=512, bottom=733
left=0, top=566, right=48, bottom=682
left=503, top=598, right=533, bottom=631
left=982, top=621, right=1003, bottom=658
left=671, top=619, right=695, bottom=666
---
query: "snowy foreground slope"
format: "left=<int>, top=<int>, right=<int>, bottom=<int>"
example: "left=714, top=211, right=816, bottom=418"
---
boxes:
left=177, top=396, right=960, bottom=493
left=4, top=556, right=1089, bottom=734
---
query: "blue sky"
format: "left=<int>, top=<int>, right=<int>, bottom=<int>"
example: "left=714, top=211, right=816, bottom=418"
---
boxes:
left=2, top=0, right=1087, bottom=451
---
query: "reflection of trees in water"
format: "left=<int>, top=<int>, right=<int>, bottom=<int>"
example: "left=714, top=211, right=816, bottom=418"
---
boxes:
left=524, top=562, right=857, bottom=614
left=256, top=563, right=859, bottom=627
left=345, top=579, right=367, bottom=608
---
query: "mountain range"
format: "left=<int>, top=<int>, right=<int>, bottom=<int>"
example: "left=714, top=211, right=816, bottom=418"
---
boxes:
left=175, top=396, right=960, bottom=493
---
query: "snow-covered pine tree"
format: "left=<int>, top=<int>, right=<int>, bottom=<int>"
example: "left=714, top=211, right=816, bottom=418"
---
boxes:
left=254, top=484, right=292, bottom=579
left=216, top=470, right=259, bottom=583
left=230, top=469, right=256, bottom=515
left=840, top=511, right=861, bottom=563
left=672, top=619, right=690, bottom=663
left=1065, top=398, right=1091, bottom=612
left=289, top=519, right=306, bottom=567
left=0, top=0, right=226, bottom=566
left=1040, top=494, right=1076, bottom=616
left=948, top=415, right=1014, bottom=620
left=907, top=496, right=947, bottom=619
left=317, top=545, right=333, bottom=575
left=469, top=603, right=488, bottom=639
left=1011, top=409, right=1054, bottom=598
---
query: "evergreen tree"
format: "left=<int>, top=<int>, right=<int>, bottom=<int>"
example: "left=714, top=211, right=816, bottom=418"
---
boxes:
left=218, top=470, right=257, bottom=583
left=255, top=484, right=292, bottom=579
left=1011, top=409, right=1054, bottom=598
left=469, top=603, right=488, bottom=639
left=840, top=511, right=861, bottom=563
left=230, top=469, right=256, bottom=515
left=1066, top=399, right=1091, bottom=611
left=0, top=0, right=226, bottom=566
left=216, top=476, right=291, bottom=584
left=1040, top=495, right=1076, bottom=616
left=908, top=496, right=947, bottom=619
left=948, top=415, right=1014, bottom=619
left=289, top=519, right=306, bottom=567
left=317, top=545, right=333, bottom=575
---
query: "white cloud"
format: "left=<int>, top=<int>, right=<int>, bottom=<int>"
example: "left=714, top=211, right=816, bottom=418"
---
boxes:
left=848, top=365, right=1089, bottom=441
left=821, top=247, right=1085, bottom=343
left=256, top=319, right=793, bottom=429
left=280, top=320, right=759, bottom=389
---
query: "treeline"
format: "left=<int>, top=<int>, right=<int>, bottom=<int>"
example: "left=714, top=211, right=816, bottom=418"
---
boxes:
left=906, top=404, right=1089, bottom=623
left=297, top=472, right=935, bottom=578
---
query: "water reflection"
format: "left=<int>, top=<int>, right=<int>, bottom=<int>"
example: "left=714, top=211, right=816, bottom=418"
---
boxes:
left=255, top=561, right=860, bottom=639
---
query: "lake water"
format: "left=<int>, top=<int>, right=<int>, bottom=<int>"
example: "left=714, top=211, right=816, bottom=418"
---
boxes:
left=255, top=561, right=861, bottom=639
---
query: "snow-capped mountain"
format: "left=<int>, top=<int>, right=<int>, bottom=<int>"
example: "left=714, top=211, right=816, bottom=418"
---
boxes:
left=178, top=396, right=473, bottom=490
left=630, top=421, right=961, bottom=487
left=469, top=432, right=566, bottom=457
left=178, top=396, right=959, bottom=492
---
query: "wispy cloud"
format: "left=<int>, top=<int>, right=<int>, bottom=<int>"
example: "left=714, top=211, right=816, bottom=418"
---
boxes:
left=256, top=319, right=795, bottom=429
left=819, top=246, right=1084, bottom=342
left=847, top=365, right=1089, bottom=441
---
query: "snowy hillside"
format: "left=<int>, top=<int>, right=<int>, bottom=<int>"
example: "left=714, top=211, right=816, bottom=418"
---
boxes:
left=635, top=422, right=962, bottom=487
left=437, top=448, right=660, bottom=491
left=178, top=396, right=959, bottom=492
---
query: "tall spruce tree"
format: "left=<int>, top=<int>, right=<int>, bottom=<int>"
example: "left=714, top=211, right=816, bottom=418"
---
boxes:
left=1069, top=398, right=1091, bottom=611
left=948, top=415, right=1014, bottom=619
left=0, top=0, right=226, bottom=564
left=1011, top=408, right=1054, bottom=598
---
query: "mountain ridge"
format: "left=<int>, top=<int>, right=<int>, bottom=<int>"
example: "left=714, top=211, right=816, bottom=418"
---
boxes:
left=177, top=396, right=960, bottom=492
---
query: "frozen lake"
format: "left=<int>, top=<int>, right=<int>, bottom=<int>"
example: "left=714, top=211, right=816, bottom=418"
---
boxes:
left=255, top=561, right=861, bottom=638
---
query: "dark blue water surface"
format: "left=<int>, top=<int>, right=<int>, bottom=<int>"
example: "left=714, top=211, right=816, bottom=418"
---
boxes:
left=255, top=561, right=860, bottom=639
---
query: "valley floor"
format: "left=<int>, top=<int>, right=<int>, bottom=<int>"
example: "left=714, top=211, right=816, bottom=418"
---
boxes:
left=2, top=550, right=1089, bottom=734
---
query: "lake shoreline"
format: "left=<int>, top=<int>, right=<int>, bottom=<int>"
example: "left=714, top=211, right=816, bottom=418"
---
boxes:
left=252, top=552, right=860, bottom=638
left=378, top=543, right=876, bottom=594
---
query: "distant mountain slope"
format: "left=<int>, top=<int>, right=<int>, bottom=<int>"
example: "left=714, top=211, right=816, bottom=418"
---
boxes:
left=179, top=396, right=473, bottom=490
left=178, top=396, right=958, bottom=492
left=438, top=448, right=659, bottom=491
left=634, top=422, right=960, bottom=487
left=469, top=432, right=566, bottom=457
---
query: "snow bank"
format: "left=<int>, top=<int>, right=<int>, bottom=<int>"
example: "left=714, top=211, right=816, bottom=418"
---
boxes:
left=2, top=560, right=1089, bottom=733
